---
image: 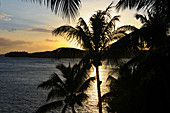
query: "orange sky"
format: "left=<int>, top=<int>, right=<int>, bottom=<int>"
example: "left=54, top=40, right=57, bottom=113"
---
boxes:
left=0, top=0, right=142, bottom=54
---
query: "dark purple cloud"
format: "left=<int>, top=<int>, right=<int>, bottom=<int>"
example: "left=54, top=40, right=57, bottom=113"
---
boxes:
left=8, top=29, right=17, bottom=32
left=0, top=37, right=32, bottom=47
left=26, top=28, right=52, bottom=33
left=45, top=38, right=59, bottom=42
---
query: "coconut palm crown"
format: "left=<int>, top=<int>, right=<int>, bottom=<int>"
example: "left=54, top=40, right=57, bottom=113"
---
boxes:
left=36, top=63, right=95, bottom=113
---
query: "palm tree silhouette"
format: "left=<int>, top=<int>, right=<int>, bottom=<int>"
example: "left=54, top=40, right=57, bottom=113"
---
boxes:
left=102, top=44, right=170, bottom=113
left=134, top=10, right=168, bottom=50
left=51, top=2, right=128, bottom=112
left=105, top=6, right=169, bottom=63
left=36, top=63, right=95, bottom=113
left=116, top=0, right=170, bottom=28
left=101, top=1, right=170, bottom=112
left=25, top=0, right=81, bottom=21
left=116, top=0, right=169, bottom=49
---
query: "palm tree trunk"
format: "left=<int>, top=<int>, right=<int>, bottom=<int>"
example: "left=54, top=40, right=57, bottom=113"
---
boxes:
left=71, top=105, right=76, bottom=113
left=96, top=66, right=102, bottom=113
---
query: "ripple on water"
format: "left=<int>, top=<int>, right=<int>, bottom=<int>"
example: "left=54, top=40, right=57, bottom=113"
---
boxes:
left=0, top=57, right=114, bottom=113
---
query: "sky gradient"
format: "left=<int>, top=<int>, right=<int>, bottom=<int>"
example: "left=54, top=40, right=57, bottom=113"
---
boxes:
left=0, top=0, right=142, bottom=54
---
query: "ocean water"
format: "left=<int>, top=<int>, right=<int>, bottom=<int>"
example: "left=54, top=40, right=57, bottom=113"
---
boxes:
left=0, top=56, right=113, bottom=113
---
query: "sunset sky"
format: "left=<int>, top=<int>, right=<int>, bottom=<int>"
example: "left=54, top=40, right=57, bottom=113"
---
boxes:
left=0, top=0, right=143, bottom=54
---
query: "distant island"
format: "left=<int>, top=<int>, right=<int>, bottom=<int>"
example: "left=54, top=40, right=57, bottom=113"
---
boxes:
left=5, top=47, right=86, bottom=58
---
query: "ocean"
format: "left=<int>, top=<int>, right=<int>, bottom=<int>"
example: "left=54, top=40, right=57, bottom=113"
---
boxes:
left=0, top=55, right=113, bottom=113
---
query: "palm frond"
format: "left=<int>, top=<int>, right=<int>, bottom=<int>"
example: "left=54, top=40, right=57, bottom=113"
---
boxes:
left=111, top=32, right=126, bottom=40
left=38, top=72, right=65, bottom=89
left=78, top=17, right=91, bottom=35
left=52, top=25, right=77, bottom=37
left=53, top=25, right=92, bottom=49
left=107, top=75, right=117, bottom=83
left=116, top=25, right=138, bottom=33
left=105, top=1, right=114, bottom=13
left=51, top=73, right=65, bottom=86
left=76, top=18, right=94, bottom=50
left=38, top=79, right=64, bottom=90
left=101, top=91, right=117, bottom=103
left=77, top=77, right=95, bottom=93
left=135, top=13, right=148, bottom=24
left=38, top=79, right=57, bottom=90
left=116, top=0, right=155, bottom=11
left=75, top=26, right=93, bottom=50
left=104, top=15, right=120, bottom=33
left=27, top=0, right=81, bottom=21
left=36, top=100, right=63, bottom=113
left=76, top=93, right=88, bottom=104
left=103, top=26, right=139, bottom=62
left=102, top=1, right=114, bottom=19
left=46, top=87, right=67, bottom=102
left=107, top=25, right=137, bottom=43
left=106, top=75, right=118, bottom=90
left=56, top=64, right=71, bottom=78
left=71, top=63, right=91, bottom=91
left=104, top=33, right=139, bottom=65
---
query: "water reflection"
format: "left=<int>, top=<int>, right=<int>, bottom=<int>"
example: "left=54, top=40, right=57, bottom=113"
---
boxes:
left=85, top=64, right=114, bottom=113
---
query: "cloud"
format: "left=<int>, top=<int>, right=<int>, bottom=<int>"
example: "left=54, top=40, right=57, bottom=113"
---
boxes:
left=0, top=13, right=12, bottom=21
left=0, top=13, right=12, bottom=17
left=45, top=38, right=59, bottom=42
left=6, top=27, right=52, bottom=33
left=1, top=17, right=11, bottom=21
left=8, top=29, right=17, bottom=32
left=26, top=28, right=52, bottom=33
left=0, top=37, right=32, bottom=47
left=37, top=24, right=57, bottom=28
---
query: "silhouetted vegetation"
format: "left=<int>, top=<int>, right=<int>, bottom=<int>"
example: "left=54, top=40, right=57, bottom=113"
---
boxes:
left=36, top=63, right=95, bottom=113
left=102, top=45, right=170, bottom=113
left=52, top=2, right=138, bottom=112
left=5, top=52, right=29, bottom=57
left=102, top=0, right=170, bottom=113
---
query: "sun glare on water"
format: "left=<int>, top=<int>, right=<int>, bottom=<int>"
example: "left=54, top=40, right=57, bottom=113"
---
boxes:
left=84, top=64, right=113, bottom=112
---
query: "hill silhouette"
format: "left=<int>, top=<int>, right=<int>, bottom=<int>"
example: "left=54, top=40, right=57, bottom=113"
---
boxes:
left=5, top=47, right=86, bottom=58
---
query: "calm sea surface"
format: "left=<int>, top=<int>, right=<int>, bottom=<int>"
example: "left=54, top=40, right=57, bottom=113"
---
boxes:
left=0, top=55, right=114, bottom=113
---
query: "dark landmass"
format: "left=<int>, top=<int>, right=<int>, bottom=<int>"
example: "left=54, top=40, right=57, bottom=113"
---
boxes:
left=5, top=47, right=86, bottom=58
left=5, top=47, right=147, bottom=59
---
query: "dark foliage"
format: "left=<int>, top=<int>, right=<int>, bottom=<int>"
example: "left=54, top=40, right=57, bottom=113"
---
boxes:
left=102, top=45, right=170, bottom=113
left=36, top=62, right=95, bottom=113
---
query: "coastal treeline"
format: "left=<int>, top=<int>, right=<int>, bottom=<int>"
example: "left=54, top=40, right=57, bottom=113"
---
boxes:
left=5, top=48, right=86, bottom=58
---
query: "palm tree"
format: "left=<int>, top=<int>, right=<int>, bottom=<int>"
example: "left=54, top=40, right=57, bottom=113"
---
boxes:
left=105, top=6, right=170, bottom=64
left=51, top=2, right=133, bottom=112
left=116, top=0, right=169, bottom=50
left=24, top=0, right=81, bottom=21
left=101, top=1, right=170, bottom=112
left=36, top=63, right=95, bottom=113
left=102, top=44, right=170, bottom=113
left=116, top=0, right=170, bottom=28
left=135, top=10, right=168, bottom=49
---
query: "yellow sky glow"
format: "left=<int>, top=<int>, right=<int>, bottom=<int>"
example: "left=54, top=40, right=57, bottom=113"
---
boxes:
left=0, top=0, right=142, bottom=54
